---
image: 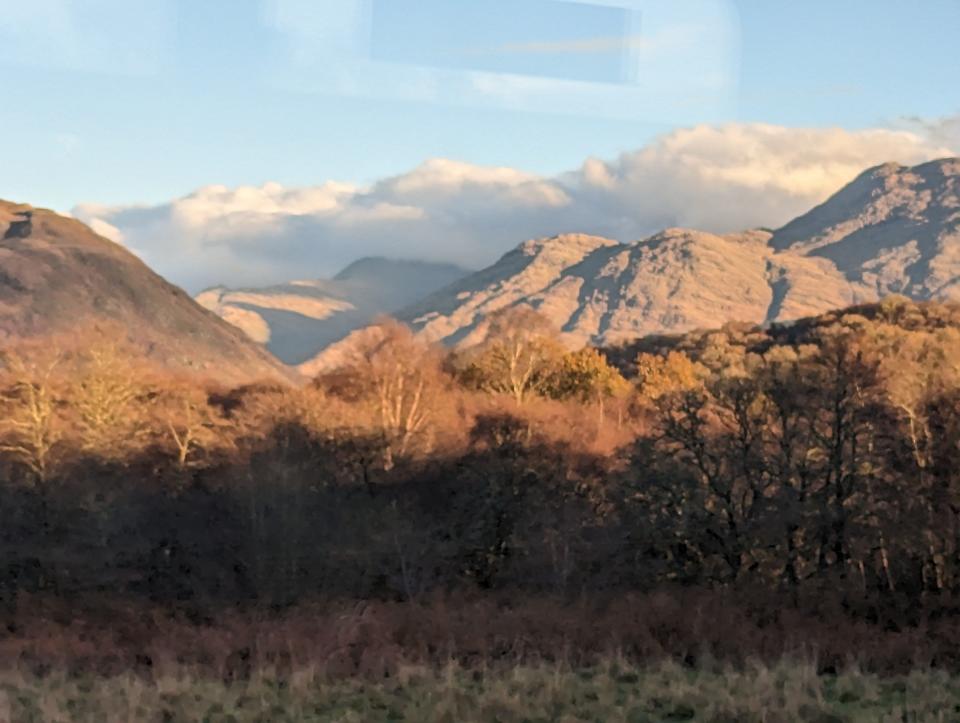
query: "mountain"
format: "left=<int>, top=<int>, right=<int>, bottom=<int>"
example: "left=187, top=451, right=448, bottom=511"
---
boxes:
left=377, top=158, right=960, bottom=351
left=770, top=158, right=960, bottom=298
left=0, top=201, right=297, bottom=384
left=195, top=258, right=469, bottom=364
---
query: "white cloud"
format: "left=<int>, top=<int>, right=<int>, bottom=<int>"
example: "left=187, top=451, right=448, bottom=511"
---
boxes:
left=73, top=121, right=957, bottom=292
left=902, top=114, right=960, bottom=153
left=565, top=123, right=956, bottom=233
left=86, top=218, right=123, bottom=243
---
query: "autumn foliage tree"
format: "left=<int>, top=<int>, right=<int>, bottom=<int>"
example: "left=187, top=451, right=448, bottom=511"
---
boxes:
left=548, top=347, right=630, bottom=425
left=458, top=307, right=565, bottom=405
left=635, top=350, right=705, bottom=401
left=4, top=298, right=960, bottom=619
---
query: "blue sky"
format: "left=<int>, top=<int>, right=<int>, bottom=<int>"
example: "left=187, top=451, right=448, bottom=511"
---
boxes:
left=1, top=0, right=958, bottom=213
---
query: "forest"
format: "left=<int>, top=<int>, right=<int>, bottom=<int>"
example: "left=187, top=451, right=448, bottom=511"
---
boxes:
left=3, top=295, right=960, bottom=689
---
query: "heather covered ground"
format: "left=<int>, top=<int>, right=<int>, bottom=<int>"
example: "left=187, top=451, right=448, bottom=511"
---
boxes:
left=4, top=659, right=959, bottom=722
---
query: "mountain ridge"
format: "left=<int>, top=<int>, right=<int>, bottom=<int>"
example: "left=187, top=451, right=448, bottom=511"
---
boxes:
left=170, top=157, right=960, bottom=376
left=376, top=158, right=959, bottom=352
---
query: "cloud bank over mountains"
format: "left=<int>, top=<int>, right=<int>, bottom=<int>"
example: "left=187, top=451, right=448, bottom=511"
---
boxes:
left=73, top=121, right=957, bottom=292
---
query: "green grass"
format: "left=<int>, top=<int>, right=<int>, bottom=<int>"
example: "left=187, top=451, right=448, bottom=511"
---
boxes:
left=1, top=659, right=958, bottom=722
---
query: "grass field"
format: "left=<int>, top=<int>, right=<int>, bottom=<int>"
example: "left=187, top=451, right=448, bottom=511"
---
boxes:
left=1, top=659, right=958, bottom=722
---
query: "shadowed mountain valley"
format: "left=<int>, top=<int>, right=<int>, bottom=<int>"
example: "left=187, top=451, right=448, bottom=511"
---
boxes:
left=196, top=258, right=469, bottom=364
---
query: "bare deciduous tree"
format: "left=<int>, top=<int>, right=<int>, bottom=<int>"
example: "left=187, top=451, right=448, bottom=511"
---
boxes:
left=152, top=384, right=225, bottom=470
left=325, top=320, right=448, bottom=469
left=70, top=344, right=150, bottom=458
left=0, top=350, right=64, bottom=485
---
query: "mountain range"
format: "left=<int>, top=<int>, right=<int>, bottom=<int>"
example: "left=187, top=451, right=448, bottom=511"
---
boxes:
left=393, top=158, right=959, bottom=347
left=293, top=158, right=960, bottom=372
left=2, top=157, right=957, bottom=382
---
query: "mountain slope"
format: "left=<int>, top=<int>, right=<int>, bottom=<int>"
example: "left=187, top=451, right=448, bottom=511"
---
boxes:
left=196, top=258, right=469, bottom=364
left=771, top=157, right=960, bottom=299
left=397, top=229, right=859, bottom=349
left=379, top=158, right=959, bottom=352
left=0, top=201, right=297, bottom=384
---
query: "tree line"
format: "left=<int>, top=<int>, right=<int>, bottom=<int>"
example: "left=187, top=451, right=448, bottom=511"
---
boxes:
left=2, top=297, right=960, bottom=615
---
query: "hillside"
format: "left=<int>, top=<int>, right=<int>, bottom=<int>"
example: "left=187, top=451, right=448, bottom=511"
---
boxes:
left=771, top=157, right=960, bottom=298
left=196, top=258, right=469, bottom=364
left=0, top=201, right=297, bottom=384
left=381, top=158, right=960, bottom=351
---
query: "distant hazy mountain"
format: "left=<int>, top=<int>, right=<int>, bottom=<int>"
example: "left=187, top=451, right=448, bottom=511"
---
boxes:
left=372, top=158, right=959, bottom=352
left=0, top=201, right=296, bottom=384
left=195, top=258, right=469, bottom=364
